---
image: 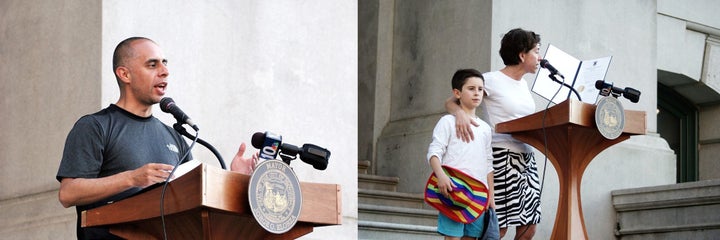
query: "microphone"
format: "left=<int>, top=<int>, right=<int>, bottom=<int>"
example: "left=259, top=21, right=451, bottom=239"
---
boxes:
left=594, top=80, right=641, bottom=103
left=299, top=144, right=330, bottom=170
left=251, top=131, right=282, bottom=160
left=540, top=59, right=581, bottom=101
left=540, top=59, right=564, bottom=78
left=251, top=131, right=331, bottom=170
left=160, top=97, right=199, bottom=131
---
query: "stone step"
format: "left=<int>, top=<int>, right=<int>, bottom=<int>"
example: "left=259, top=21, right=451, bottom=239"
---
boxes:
left=612, top=179, right=720, bottom=239
left=359, top=204, right=438, bottom=227
left=358, top=220, right=438, bottom=240
left=358, top=189, right=432, bottom=210
left=358, top=173, right=399, bottom=191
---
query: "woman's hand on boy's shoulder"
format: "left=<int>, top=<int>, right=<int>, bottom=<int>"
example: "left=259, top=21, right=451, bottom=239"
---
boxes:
left=453, top=109, right=479, bottom=143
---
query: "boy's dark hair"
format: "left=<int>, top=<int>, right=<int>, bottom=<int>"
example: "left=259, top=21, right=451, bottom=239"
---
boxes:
left=499, top=28, right=541, bottom=66
left=451, top=69, right=484, bottom=91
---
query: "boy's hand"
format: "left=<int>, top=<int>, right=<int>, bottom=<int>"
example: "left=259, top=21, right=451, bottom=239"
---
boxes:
left=436, top=173, right=456, bottom=198
left=454, top=109, right=479, bottom=143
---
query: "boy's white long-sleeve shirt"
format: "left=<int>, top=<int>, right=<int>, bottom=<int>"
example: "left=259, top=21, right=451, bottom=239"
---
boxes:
left=427, top=114, right=494, bottom=186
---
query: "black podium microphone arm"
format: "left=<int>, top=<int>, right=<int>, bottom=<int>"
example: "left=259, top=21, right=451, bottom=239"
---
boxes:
left=549, top=74, right=582, bottom=102
left=173, top=123, right=227, bottom=170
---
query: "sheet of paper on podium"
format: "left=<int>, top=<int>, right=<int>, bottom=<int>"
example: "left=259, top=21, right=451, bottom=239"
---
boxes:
left=169, top=159, right=202, bottom=181
left=532, top=44, right=612, bottom=104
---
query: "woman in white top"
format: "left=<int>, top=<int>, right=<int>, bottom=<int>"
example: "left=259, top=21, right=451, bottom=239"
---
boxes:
left=446, top=28, right=542, bottom=240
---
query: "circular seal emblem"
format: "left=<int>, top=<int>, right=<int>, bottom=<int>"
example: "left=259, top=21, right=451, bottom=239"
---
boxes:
left=595, top=96, right=625, bottom=140
left=248, top=159, right=302, bottom=234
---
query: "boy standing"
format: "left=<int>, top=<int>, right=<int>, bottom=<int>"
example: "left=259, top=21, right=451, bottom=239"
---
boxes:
left=427, top=69, right=497, bottom=239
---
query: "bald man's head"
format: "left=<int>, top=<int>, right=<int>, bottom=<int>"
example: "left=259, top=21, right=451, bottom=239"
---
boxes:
left=112, top=37, right=156, bottom=81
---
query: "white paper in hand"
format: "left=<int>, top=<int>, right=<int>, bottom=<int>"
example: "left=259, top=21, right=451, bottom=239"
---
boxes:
left=169, top=159, right=202, bottom=181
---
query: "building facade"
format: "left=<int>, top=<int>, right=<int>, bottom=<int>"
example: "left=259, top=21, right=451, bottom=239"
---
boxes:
left=0, top=1, right=357, bottom=239
left=359, top=0, right=720, bottom=239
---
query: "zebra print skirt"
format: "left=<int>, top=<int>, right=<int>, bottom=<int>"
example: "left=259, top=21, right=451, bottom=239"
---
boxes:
left=492, top=147, right=542, bottom=228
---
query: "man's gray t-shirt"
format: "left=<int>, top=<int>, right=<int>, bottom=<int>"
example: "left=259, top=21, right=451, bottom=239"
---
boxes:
left=57, top=104, right=192, bottom=239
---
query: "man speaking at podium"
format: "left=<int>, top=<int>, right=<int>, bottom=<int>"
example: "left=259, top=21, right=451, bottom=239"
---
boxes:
left=56, top=37, right=256, bottom=239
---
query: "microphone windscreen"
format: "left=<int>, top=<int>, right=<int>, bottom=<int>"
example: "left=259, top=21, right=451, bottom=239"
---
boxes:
left=251, top=132, right=265, bottom=149
left=300, top=144, right=330, bottom=170
left=624, top=87, right=641, bottom=103
left=159, top=97, right=175, bottom=113
left=540, top=59, right=549, bottom=68
left=595, top=80, right=605, bottom=90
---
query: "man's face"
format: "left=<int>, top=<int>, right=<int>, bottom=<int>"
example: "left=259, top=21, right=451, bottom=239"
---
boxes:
left=124, top=40, right=169, bottom=106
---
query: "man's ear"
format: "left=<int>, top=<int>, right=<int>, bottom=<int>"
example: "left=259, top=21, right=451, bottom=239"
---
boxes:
left=518, top=52, right=526, bottom=63
left=115, top=66, right=131, bottom=84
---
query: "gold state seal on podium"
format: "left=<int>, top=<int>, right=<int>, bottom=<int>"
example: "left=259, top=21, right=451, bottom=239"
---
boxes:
left=595, top=96, right=625, bottom=140
left=249, top=159, right=303, bottom=234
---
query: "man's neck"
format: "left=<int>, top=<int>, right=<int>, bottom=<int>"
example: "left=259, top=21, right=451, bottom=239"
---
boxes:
left=115, top=98, right=153, bottom=117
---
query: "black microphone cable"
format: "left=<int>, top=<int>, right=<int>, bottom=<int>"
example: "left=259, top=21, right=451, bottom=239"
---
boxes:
left=547, top=73, right=582, bottom=102
left=173, top=123, right=226, bottom=170
left=540, top=59, right=581, bottom=102
left=159, top=128, right=199, bottom=240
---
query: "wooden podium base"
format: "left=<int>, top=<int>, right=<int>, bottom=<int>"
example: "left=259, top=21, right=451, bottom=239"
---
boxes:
left=496, top=99, right=645, bottom=240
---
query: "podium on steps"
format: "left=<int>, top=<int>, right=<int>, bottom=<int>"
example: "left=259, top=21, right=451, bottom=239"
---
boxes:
left=81, top=162, right=341, bottom=240
left=495, top=99, right=645, bottom=240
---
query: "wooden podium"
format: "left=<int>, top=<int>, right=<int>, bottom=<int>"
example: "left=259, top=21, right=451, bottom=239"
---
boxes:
left=81, top=163, right=342, bottom=240
left=495, top=99, right=645, bottom=240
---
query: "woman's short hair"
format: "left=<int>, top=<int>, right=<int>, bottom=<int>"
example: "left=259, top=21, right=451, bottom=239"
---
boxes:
left=499, top=28, right=541, bottom=66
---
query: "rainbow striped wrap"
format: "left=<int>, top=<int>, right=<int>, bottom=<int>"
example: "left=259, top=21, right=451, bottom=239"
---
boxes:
left=424, top=165, right=489, bottom=223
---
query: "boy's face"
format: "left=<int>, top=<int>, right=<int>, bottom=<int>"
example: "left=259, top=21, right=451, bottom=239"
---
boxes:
left=453, top=76, right=484, bottom=110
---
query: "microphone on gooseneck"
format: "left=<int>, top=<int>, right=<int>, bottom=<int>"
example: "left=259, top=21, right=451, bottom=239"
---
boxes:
left=160, top=97, right=199, bottom=131
left=540, top=59, right=564, bottom=79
